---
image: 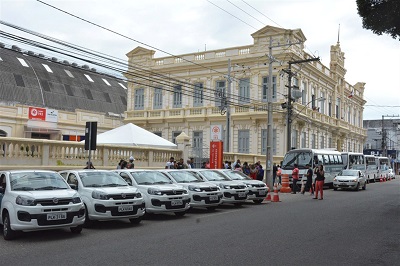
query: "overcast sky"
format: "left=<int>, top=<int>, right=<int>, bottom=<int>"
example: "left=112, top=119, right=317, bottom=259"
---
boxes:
left=1, top=0, right=399, bottom=120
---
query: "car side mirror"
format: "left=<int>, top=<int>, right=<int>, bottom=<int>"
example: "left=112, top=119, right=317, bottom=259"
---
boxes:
left=69, top=184, right=78, bottom=190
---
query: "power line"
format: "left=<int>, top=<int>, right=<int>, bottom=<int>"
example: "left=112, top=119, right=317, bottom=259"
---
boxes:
left=240, top=0, right=283, bottom=28
left=226, top=0, right=265, bottom=26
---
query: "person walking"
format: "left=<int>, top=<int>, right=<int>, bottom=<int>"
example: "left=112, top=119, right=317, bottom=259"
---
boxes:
left=302, top=164, right=314, bottom=195
left=276, top=165, right=282, bottom=185
left=272, top=163, right=277, bottom=185
left=313, top=165, right=325, bottom=200
left=291, top=163, right=299, bottom=194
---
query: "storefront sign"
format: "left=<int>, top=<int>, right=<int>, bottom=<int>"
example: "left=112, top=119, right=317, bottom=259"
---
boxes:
left=28, top=107, right=58, bottom=122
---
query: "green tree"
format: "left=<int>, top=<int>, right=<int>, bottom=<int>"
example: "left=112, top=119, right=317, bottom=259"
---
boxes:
left=356, top=0, right=400, bottom=40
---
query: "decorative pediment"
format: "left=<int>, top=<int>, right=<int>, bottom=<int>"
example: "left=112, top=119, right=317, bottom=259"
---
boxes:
left=251, top=26, right=307, bottom=42
left=126, top=46, right=155, bottom=58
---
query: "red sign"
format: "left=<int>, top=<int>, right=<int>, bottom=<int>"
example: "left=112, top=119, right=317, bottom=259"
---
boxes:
left=210, top=141, right=223, bottom=169
left=28, top=107, right=46, bottom=121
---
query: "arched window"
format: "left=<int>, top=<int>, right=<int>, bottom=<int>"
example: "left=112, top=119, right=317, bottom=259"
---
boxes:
left=0, top=130, right=7, bottom=137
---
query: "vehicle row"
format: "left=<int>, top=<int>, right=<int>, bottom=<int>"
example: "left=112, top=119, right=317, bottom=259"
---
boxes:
left=0, top=168, right=268, bottom=240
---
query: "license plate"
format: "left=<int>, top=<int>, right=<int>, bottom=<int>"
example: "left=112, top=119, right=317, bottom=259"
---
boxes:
left=171, top=199, right=183, bottom=206
left=238, top=192, right=246, bottom=198
left=209, top=195, right=219, bottom=201
left=118, top=205, right=134, bottom=212
left=47, top=213, right=67, bottom=221
left=340, top=183, right=346, bottom=186
left=258, top=190, right=266, bottom=195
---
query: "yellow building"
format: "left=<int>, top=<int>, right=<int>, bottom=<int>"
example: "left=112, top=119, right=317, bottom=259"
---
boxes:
left=124, top=26, right=367, bottom=162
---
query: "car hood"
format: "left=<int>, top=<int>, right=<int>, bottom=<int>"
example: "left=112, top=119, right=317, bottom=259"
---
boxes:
left=206, top=180, right=246, bottom=187
left=235, top=180, right=265, bottom=186
left=91, top=186, right=138, bottom=194
left=12, top=189, right=78, bottom=198
left=138, top=184, right=184, bottom=190
left=335, top=176, right=360, bottom=181
left=178, top=182, right=218, bottom=189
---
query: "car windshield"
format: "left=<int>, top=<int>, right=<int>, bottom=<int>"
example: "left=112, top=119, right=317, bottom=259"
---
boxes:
left=79, top=171, right=128, bottom=187
left=282, top=151, right=312, bottom=170
left=198, top=170, right=230, bottom=181
left=131, top=171, right=173, bottom=185
left=222, top=170, right=252, bottom=180
left=339, top=170, right=359, bottom=176
left=167, top=171, right=203, bottom=183
left=10, top=172, right=69, bottom=191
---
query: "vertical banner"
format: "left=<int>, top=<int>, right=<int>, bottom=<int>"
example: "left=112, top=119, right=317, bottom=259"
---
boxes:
left=84, top=121, right=97, bottom=151
left=210, top=141, right=223, bottom=169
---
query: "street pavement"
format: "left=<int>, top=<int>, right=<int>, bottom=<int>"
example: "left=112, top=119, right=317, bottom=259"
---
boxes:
left=0, top=178, right=399, bottom=266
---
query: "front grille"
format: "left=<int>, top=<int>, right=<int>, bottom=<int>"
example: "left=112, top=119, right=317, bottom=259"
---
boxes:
left=251, top=184, right=265, bottom=188
left=35, top=198, right=73, bottom=206
left=163, top=190, right=185, bottom=195
left=109, top=193, right=138, bottom=200
left=230, top=185, right=246, bottom=189
left=201, top=187, right=218, bottom=192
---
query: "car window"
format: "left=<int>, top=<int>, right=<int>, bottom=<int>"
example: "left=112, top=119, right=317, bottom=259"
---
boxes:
left=79, top=171, right=128, bottom=187
left=167, top=171, right=203, bottom=183
left=67, top=173, right=78, bottom=186
left=119, top=172, right=133, bottom=185
left=10, top=172, right=69, bottom=191
left=222, top=170, right=251, bottom=180
left=199, top=170, right=230, bottom=181
left=130, top=171, right=173, bottom=185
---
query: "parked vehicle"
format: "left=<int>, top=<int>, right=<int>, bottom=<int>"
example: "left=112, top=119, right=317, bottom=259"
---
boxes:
left=160, top=169, right=222, bottom=211
left=182, top=169, right=249, bottom=206
left=216, top=169, right=267, bottom=204
left=0, top=170, right=85, bottom=240
left=333, top=170, right=367, bottom=191
left=387, top=168, right=395, bottom=179
left=59, top=170, right=145, bottom=225
left=365, top=155, right=379, bottom=182
left=115, top=170, right=190, bottom=216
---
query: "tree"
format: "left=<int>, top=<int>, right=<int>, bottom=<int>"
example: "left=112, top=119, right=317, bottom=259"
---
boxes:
left=356, top=0, right=400, bottom=40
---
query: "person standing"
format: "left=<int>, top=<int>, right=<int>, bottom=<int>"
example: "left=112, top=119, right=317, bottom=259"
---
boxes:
left=302, top=164, right=314, bottom=195
left=272, top=163, right=277, bottom=185
left=313, top=165, right=325, bottom=200
left=276, top=165, right=282, bottom=185
left=165, top=157, right=175, bottom=169
left=127, top=156, right=135, bottom=169
left=291, top=163, right=299, bottom=194
left=249, top=164, right=258, bottom=180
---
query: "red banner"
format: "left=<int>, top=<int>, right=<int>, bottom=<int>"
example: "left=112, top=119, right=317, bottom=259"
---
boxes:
left=210, top=141, right=223, bottom=169
left=28, top=107, right=46, bottom=121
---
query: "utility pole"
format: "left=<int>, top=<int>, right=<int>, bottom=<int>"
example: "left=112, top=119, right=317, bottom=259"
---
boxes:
left=284, top=57, right=320, bottom=152
left=266, top=37, right=273, bottom=189
left=225, top=59, right=232, bottom=153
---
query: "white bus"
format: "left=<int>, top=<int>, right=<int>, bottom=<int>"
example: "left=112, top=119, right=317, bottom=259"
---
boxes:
left=341, top=152, right=366, bottom=177
left=364, top=155, right=378, bottom=182
left=281, top=149, right=343, bottom=188
left=377, top=156, right=390, bottom=180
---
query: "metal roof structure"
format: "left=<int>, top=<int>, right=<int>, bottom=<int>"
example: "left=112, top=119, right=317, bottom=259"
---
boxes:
left=0, top=44, right=127, bottom=115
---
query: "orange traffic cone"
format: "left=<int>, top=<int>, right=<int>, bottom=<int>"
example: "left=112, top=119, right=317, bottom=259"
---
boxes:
left=271, top=184, right=280, bottom=202
left=380, top=175, right=383, bottom=182
left=265, top=187, right=271, bottom=201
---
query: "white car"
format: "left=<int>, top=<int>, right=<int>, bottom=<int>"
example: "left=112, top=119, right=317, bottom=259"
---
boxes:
left=216, top=169, right=268, bottom=204
left=115, top=170, right=190, bottom=216
left=160, top=169, right=223, bottom=211
left=59, top=170, right=145, bottom=225
left=183, top=169, right=249, bottom=205
left=333, top=170, right=367, bottom=191
left=0, top=170, right=85, bottom=240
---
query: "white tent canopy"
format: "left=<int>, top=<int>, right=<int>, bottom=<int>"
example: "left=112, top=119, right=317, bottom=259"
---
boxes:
left=94, top=123, right=177, bottom=149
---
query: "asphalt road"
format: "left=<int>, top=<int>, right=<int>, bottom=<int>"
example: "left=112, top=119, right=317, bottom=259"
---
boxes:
left=1, top=179, right=399, bottom=266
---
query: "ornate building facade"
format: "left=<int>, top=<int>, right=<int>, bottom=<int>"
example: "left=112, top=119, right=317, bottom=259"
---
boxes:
left=125, top=26, right=367, bottom=162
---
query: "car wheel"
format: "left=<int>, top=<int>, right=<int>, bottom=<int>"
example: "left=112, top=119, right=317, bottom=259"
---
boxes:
left=362, top=182, right=366, bottom=190
left=174, top=211, right=186, bottom=217
left=70, top=225, right=83, bottom=234
left=206, top=206, right=217, bottom=211
left=354, top=183, right=360, bottom=191
left=333, top=187, right=337, bottom=191
left=253, top=199, right=263, bottom=204
left=129, top=217, right=142, bottom=224
left=83, top=205, right=94, bottom=227
left=3, top=213, right=17, bottom=240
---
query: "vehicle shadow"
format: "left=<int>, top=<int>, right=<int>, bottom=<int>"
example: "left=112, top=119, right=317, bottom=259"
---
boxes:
left=0, top=227, right=84, bottom=242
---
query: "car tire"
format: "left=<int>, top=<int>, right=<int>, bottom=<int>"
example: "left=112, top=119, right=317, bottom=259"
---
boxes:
left=70, top=225, right=83, bottom=234
left=253, top=199, right=263, bottom=204
left=206, top=206, right=217, bottom=211
left=354, top=183, right=360, bottom=191
left=362, top=182, right=366, bottom=190
left=174, top=211, right=186, bottom=217
left=83, top=205, right=94, bottom=227
left=129, top=217, right=142, bottom=224
left=333, top=187, right=337, bottom=191
left=3, top=212, right=17, bottom=240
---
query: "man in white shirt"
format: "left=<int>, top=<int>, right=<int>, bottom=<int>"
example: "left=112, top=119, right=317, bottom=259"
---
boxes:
left=165, top=157, right=175, bottom=169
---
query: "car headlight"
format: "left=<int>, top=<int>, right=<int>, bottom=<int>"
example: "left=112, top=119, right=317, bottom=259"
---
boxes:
left=136, top=192, right=142, bottom=198
left=148, top=188, right=162, bottom=195
left=188, top=185, right=201, bottom=192
left=246, top=184, right=253, bottom=188
left=183, top=189, right=188, bottom=194
left=352, top=179, right=358, bottom=182
left=72, top=193, right=82, bottom=204
left=333, top=178, right=337, bottom=181
left=92, top=190, right=109, bottom=200
left=223, top=184, right=231, bottom=189
left=16, top=195, right=35, bottom=206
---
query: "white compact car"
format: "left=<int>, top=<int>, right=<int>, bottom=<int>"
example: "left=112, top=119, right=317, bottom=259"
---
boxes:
left=59, top=170, right=145, bottom=225
left=0, top=170, right=85, bottom=240
left=184, top=169, right=249, bottom=205
left=160, top=169, right=223, bottom=210
left=217, top=169, right=268, bottom=204
left=333, top=169, right=367, bottom=191
left=115, top=170, right=190, bottom=216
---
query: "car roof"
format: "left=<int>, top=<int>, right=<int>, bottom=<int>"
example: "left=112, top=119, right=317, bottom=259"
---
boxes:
left=3, top=170, right=58, bottom=174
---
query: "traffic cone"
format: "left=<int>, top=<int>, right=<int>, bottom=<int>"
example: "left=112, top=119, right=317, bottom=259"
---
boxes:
left=265, top=187, right=271, bottom=201
left=380, top=175, right=383, bottom=182
left=271, top=184, right=281, bottom=202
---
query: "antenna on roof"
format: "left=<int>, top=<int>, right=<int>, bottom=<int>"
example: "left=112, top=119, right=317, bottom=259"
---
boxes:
left=337, top=24, right=340, bottom=44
